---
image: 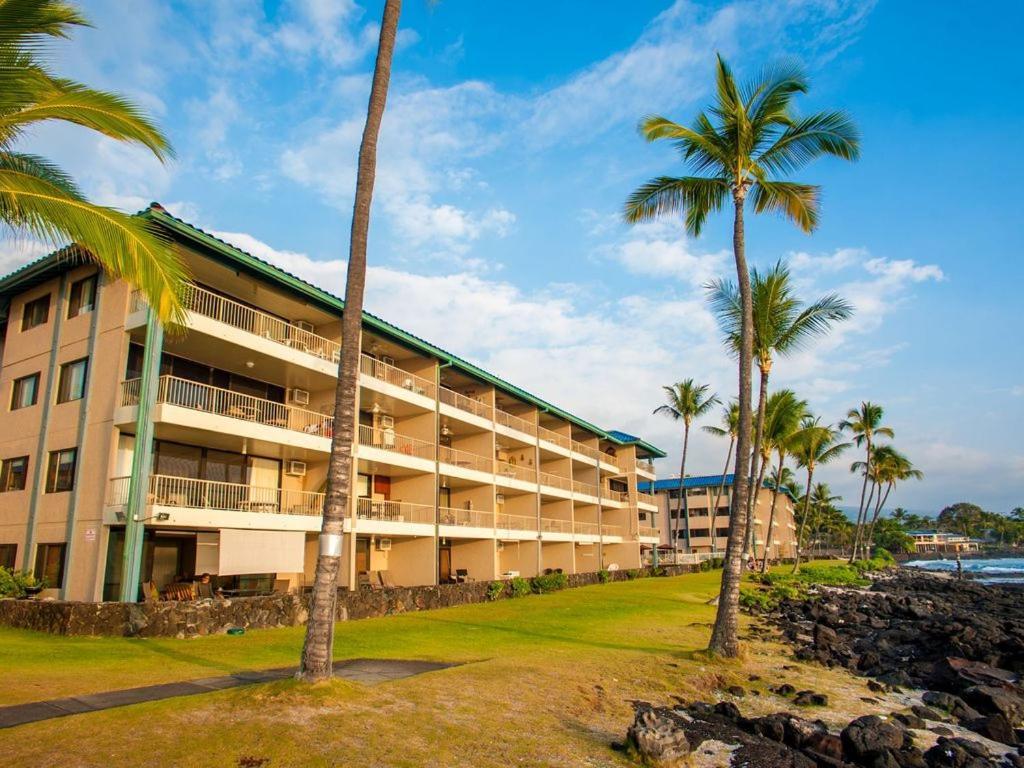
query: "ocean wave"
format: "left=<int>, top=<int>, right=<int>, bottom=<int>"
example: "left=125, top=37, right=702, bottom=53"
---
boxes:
left=904, top=557, right=1024, bottom=574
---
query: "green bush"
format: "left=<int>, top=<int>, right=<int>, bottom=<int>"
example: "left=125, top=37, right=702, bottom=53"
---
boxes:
left=0, top=567, right=41, bottom=598
left=597, top=569, right=611, bottom=583
left=509, top=577, right=532, bottom=598
left=530, top=572, right=568, bottom=594
left=485, top=581, right=505, bottom=601
left=739, top=587, right=770, bottom=612
left=650, top=566, right=667, bottom=577
left=625, top=568, right=640, bottom=580
left=708, top=557, right=724, bottom=570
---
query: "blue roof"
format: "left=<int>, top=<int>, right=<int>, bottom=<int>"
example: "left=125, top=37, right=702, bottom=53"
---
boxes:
left=639, top=474, right=739, bottom=492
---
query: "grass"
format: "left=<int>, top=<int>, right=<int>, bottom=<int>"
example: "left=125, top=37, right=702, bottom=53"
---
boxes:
left=0, top=564, right=892, bottom=767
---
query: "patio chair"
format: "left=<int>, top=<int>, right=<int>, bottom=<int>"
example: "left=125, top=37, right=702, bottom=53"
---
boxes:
left=380, top=571, right=397, bottom=588
left=454, top=568, right=474, bottom=583
left=141, top=581, right=158, bottom=602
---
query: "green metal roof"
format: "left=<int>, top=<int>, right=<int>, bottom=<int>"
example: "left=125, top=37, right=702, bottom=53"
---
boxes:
left=0, top=203, right=666, bottom=458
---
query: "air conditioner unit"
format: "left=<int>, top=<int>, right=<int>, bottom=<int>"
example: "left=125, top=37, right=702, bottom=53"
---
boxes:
left=379, top=414, right=395, bottom=429
left=495, top=493, right=505, bottom=504
left=286, top=460, right=307, bottom=477
left=376, top=537, right=392, bottom=551
left=293, top=320, right=316, bottom=333
left=381, top=354, right=396, bottom=367
left=288, top=388, right=310, bottom=406
left=496, top=541, right=504, bottom=552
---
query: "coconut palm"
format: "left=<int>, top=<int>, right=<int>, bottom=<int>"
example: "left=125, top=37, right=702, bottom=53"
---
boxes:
left=707, top=261, right=852, bottom=555
left=0, top=0, right=187, bottom=321
left=790, top=417, right=850, bottom=572
left=624, top=55, right=859, bottom=657
left=841, top=402, right=894, bottom=562
left=301, top=0, right=402, bottom=682
left=755, top=389, right=807, bottom=571
left=861, top=446, right=922, bottom=548
left=654, top=380, right=720, bottom=554
left=702, top=399, right=740, bottom=553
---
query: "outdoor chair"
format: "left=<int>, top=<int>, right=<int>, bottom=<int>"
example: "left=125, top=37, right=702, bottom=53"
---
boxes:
left=380, top=571, right=397, bottom=588
left=454, top=568, right=474, bottom=583
left=141, top=581, right=158, bottom=602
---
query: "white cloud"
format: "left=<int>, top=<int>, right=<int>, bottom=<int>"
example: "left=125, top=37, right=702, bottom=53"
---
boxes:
left=0, top=238, right=50, bottom=277
left=606, top=220, right=729, bottom=287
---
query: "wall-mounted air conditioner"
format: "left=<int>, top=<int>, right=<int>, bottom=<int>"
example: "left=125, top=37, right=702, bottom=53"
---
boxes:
left=286, top=460, right=307, bottom=477
left=379, top=414, right=395, bottom=429
left=288, top=388, right=310, bottom=406
left=381, top=354, right=396, bottom=367
left=293, top=320, right=316, bottom=333
left=377, top=537, right=392, bottom=551
left=495, top=493, right=505, bottom=503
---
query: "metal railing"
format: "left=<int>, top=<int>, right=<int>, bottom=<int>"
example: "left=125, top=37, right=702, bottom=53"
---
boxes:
left=356, top=497, right=434, bottom=524
left=636, top=491, right=657, bottom=506
left=358, top=424, right=434, bottom=461
left=438, top=445, right=492, bottom=473
left=495, top=409, right=537, bottom=436
left=570, top=440, right=601, bottom=462
left=636, top=459, right=655, bottom=473
left=107, top=476, right=131, bottom=506
left=539, top=471, right=573, bottom=492
left=540, top=517, right=573, bottom=534
left=601, top=524, right=625, bottom=538
left=638, top=526, right=660, bottom=538
left=439, top=506, right=494, bottom=528
left=108, top=475, right=323, bottom=515
left=360, top=354, right=436, bottom=399
left=496, top=512, right=538, bottom=531
left=439, top=388, right=493, bottom=420
left=603, top=487, right=629, bottom=503
left=494, top=460, right=536, bottom=483
left=537, top=425, right=571, bottom=450
left=573, top=521, right=599, bottom=536
left=572, top=479, right=599, bottom=498
left=121, top=376, right=334, bottom=436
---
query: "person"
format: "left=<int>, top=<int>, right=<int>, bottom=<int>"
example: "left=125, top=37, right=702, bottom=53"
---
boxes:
left=196, top=572, right=214, bottom=599
left=955, top=552, right=963, bottom=580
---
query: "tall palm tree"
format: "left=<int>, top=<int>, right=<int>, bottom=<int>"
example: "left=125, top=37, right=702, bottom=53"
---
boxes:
left=300, top=0, right=402, bottom=682
left=654, top=380, right=720, bottom=554
left=707, top=261, right=852, bottom=555
left=790, top=417, right=849, bottom=572
left=624, top=55, right=859, bottom=657
left=840, top=402, right=893, bottom=562
left=755, top=389, right=807, bottom=571
left=702, top=399, right=739, bottom=553
left=862, top=446, right=922, bottom=548
left=0, top=0, right=187, bottom=322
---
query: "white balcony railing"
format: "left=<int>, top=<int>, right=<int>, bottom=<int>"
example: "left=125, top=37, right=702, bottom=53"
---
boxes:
left=438, top=445, right=492, bottom=474
left=439, top=506, right=494, bottom=528
left=639, top=526, right=660, bottom=538
left=496, top=512, right=538, bottom=531
left=108, top=475, right=323, bottom=515
left=495, top=460, right=536, bottom=483
left=537, top=425, right=571, bottom=450
left=601, top=524, right=625, bottom=538
left=571, top=440, right=601, bottom=462
left=360, top=354, right=436, bottom=399
left=495, top=409, right=537, bottom=437
left=573, top=521, right=599, bottom=536
left=357, top=424, right=434, bottom=461
left=356, top=497, right=434, bottom=524
left=572, top=479, right=599, bottom=498
left=539, top=471, right=573, bottom=492
left=121, top=376, right=334, bottom=437
left=439, top=388, right=493, bottom=420
left=636, top=458, right=655, bottom=474
left=540, top=517, right=573, bottom=534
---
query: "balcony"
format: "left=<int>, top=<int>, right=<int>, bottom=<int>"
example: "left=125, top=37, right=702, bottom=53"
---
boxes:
left=573, top=521, right=600, bottom=537
left=438, top=445, right=492, bottom=475
left=360, top=354, right=436, bottom=403
left=439, top=506, right=494, bottom=529
left=439, top=388, right=493, bottom=421
left=603, top=486, right=629, bottom=504
left=494, top=459, right=536, bottom=485
left=357, top=424, right=435, bottom=468
left=571, top=479, right=599, bottom=499
left=570, top=440, right=601, bottom=462
left=537, top=425, right=572, bottom=451
left=496, top=513, right=537, bottom=532
left=638, top=526, right=660, bottom=539
left=601, top=524, right=625, bottom=540
left=356, top=497, right=434, bottom=524
left=540, top=517, right=573, bottom=535
left=539, top=471, right=573, bottom=494
left=494, top=409, right=537, bottom=438
left=637, top=491, right=657, bottom=508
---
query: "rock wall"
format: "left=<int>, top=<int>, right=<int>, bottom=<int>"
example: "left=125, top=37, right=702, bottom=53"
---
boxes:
left=0, top=565, right=695, bottom=638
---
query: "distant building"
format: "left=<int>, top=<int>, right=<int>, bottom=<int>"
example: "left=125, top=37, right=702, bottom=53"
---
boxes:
left=639, top=475, right=797, bottom=559
left=907, top=530, right=981, bottom=554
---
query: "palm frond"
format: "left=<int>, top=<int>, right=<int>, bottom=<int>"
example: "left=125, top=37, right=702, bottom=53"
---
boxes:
left=756, top=110, right=860, bottom=176
left=705, top=276, right=741, bottom=351
left=623, top=175, right=728, bottom=236
left=0, top=0, right=88, bottom=49
left=750, top=179, right=819, bottom=233
left=774, top=291, right=854, bottom=353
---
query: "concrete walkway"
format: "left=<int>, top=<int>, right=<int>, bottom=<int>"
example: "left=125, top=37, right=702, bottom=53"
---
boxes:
left=0, top=658, right=455, bottom=729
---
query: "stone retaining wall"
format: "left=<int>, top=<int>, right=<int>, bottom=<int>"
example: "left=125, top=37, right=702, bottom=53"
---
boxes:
left=0, top=565, right=696, bottom=638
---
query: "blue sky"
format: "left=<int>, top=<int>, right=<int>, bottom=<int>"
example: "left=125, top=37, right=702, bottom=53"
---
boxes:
left=5, top=0, right=1022, bottom=512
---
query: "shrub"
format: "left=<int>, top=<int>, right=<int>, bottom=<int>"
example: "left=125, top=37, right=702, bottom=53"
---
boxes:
left=486, top=581, right=505, bottom=601
left=650, top=566, right=667, bottom=577
left=625, top=568, right=640, bottom=580
left=708, top=557, right=724, bottom=570
left=531, top=572, right=568, bottom=594
left=739, top=587, right=770, bottom=612
left=597, top=569, right=611, bottom=583
left=0, top=567, right=41, bottom=598
left=509, top=577, right=532, bottom=598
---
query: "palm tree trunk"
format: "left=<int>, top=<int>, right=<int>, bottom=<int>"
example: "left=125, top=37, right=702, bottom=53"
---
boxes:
left=744, top=366, right=770, bottom=554
left=709, top=190, right=752, bottom=659
left=681, top=422, right=692, bottom=552
left=865, top=482, right=893, bottom=550
left=759, top=453, right=784, bottom=573
left=709, top=437, right=735, bottom=554
left=848, top=438, right=872, bottom=563
left=299, top=0, right=401, bottom=683
left=791, top=465, right=815, bottom=574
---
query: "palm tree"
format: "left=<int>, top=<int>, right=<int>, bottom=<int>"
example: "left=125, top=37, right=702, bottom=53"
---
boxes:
left=624, top=55, right=859, bottom=657
left=790, top=417, right=849, bottom=572
left=707, top=261, right=852, bottom=555
left=862, top=446, right=922, bottom=548
left=806, top=484, right=845, bottom=554
left=841, top=402, right=894, bottom=562
left=1, top=0, right=187, bottom=322
left=300, top=0, right=402, bottom=682
left=702, top=400, right=740, bottom=553
left=654, top=380, right=720, bottom=555
left=755, top=389, right=807, bottom=571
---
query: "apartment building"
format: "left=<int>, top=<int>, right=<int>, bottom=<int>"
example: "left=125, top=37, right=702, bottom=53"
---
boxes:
left=639, top=474, right=798, bottom=559
left=0, top=204, right=663, bottom=602
left=908, top=530, right=981, bottom=554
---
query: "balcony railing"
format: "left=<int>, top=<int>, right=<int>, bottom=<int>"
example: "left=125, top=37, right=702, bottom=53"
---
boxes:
left=356, top=497, right=434, bottom=524
left=495, top=460, right=536, bottom=483
left=438, top=445, right=492, bottom=474
left=121, top=376, right=334, bottom=436
left=570, top=440, right=601, bottom=462
left=495, top=409, right=537, bottom=437
left=603, top=487, right=629, bottom=503
left=537, top=425, right=571, bottom=450
left=358, top=424, right=434, bottom=461
left=636, top=459, right=655, bottom=474
left=108, top=475, right=323, bottom=515
left=637, top=492, right=656, bottom=506
left=439, top=506, right=494, bottom=528
left=496, top=512, right=537, bottom=531
left=601, top=524, right=625, bottom=538
left=539, top=471, right=573, bottom=492
left=638, top=526, right=660, bottom=538
left=572, top=479, right=598, bottom=498
left=360, top=354, right=436, bottom=399
left=573, top=521, right=599, bottom=536
left=439, top=388, right=493, bottom=420
left=540, top=517, right=573, bottom=534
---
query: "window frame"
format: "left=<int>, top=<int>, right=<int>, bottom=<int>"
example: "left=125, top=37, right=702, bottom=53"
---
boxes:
left=21, top=294, right=51, bottom=331
left=67, top=275, right=98, bottom=319
left=10, top=373, right=40, bottom=410
left=0, top=544, right=16, bottom=570
left=0, top=456, right=28, bottom=492
left=45, top=448, right=78, bottom=493
left=56, top=358, right=89, bottom=404
left=33, top=542, right=67, bottom=587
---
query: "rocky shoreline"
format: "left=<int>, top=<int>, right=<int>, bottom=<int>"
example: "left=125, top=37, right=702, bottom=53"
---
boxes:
left=619, top=569, right=1024, bottom=767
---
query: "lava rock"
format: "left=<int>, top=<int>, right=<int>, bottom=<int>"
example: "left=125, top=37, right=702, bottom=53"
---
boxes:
left=625, top=706, right=691, bottom=768
left=793, top=691, right=829, bottom=707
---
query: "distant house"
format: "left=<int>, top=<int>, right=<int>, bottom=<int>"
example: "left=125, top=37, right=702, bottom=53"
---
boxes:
left=907, top=530, right=981, bottom=554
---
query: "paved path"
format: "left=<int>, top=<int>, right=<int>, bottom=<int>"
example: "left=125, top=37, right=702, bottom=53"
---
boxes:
left=0, top=658, right=455, bottom=729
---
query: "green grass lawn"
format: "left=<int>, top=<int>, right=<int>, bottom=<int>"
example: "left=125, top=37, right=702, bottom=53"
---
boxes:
left=0, top=565, right=886, bottom=767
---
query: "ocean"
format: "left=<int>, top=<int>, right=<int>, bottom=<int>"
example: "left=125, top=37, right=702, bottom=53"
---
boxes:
left=904, top=556, right=1024, bottom=584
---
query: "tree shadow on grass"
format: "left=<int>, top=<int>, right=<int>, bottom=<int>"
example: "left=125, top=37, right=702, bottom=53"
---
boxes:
left=130, top=640, right=260, bottom=675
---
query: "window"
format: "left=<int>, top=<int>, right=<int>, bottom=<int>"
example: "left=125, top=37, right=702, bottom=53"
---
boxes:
left=67, top=275, right=98, bottom=318
left=0, top=544, right=15, bottom=570
left=56, top=358, right=89, bottom=403
left=33, top=543, right=66, bottom=587
left=0, top=456, right=28, bottom=491
left=45, top=448, right=77, bottom=493
left=22, top=294, right=51, bottom=331
left=11, top=373, right=40, bottom=410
